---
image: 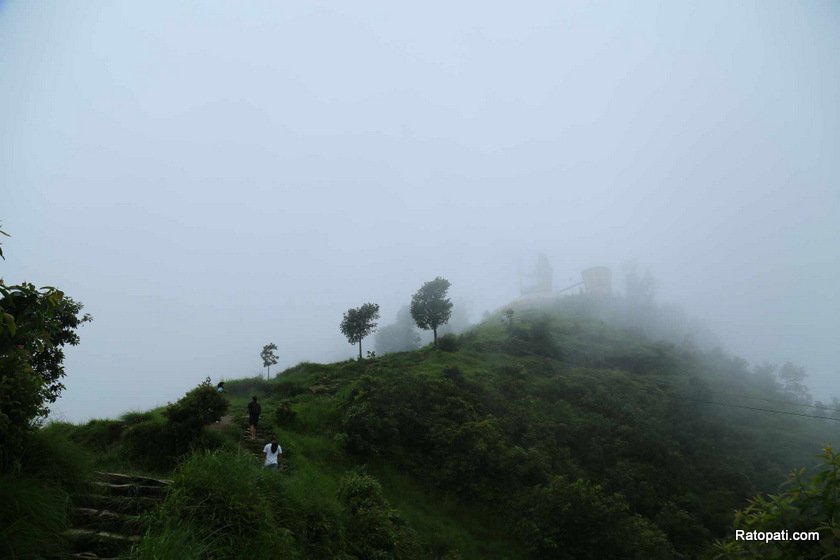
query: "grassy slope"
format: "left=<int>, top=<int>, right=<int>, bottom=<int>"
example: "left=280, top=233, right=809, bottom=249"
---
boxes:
left=223, top=359, right=529, bottom=559
left=46, top=304, right=837, bottom=558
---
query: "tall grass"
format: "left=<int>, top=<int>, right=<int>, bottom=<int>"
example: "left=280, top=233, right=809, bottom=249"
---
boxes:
left=136, top=449, right=297, bottom=559
left=0, top=475, right=70, bottom=559
left=130, top=520, right=214, bottom=560
left=0, top=427, right=91, bottom=559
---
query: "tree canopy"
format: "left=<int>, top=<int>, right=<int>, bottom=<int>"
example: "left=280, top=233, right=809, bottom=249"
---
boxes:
left=340, top=303, right=380, bottom=360
left=260, top=343, right=278, bottom=379
left=0, top=226, right=90, bottom=468
left=410, top=277, right=452, bottom=347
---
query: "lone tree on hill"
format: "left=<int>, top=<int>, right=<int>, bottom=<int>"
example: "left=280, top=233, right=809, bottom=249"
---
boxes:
left=410, top=277, right=452, bottom=347
left=261, top=343, right=278, bottom=380
left=340, top=302, right=380, bottom=360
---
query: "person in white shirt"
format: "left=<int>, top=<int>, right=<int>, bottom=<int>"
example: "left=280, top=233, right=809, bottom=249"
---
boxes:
left=263, top=441, right=283, bottom=469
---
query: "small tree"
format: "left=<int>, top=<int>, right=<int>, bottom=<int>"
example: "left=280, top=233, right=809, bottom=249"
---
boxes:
left=0, top=225, right=91, bottom=467
left=410, top=277, right=453, bottom=347
left=779, top=361, right=811, bottom=404
left=260, top=343, right=278, bottom=380
left=340, top=303, right=380, bottom=360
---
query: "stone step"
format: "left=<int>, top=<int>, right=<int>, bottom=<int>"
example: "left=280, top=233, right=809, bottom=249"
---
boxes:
left=94, top=471, right=171, bottom=487
left=67, top=553, right=119, bottom=560
left=62, top=529, right=139, bottom=558
left=74, top=494, right=160, bottom=515
left=71, top=508, right=145, bottom=535
left=91, top=481, right=167, bottom=498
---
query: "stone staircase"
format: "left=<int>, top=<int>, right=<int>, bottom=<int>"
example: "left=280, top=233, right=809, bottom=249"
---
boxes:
left=62, top=472, right=170, bottom=559
left=240, top=420, right=287, bottom=472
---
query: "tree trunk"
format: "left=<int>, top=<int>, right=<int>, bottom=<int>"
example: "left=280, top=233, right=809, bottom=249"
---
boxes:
left=266, top=366, right=270, bottom=381
left=358, top=340, right=363, bottom=360
left=433, top=327, right=437, bottom=347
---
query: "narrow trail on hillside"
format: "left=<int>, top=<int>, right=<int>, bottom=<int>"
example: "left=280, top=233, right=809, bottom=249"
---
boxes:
left=238, top=415, right=288, bottom=472
left=62, top=472, right=170, bottom=559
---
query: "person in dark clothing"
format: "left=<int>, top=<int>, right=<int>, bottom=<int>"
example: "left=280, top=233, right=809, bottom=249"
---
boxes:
left=247, top=396, right=261, bottom=440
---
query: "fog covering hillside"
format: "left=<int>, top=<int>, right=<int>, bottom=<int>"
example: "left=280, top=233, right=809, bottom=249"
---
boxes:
left=6, top=292, right=837, bottom=559
left=2, top=1, right=839, bottom=424
left=2, top=2, right=839, bottom=558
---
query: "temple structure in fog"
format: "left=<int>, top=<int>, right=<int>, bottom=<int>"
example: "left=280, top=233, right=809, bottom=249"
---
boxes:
left=518, top=256, right=612, bottom=302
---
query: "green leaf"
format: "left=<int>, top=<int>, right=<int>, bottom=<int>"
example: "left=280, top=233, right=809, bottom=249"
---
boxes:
left=2, top=312, right=15, bottom=336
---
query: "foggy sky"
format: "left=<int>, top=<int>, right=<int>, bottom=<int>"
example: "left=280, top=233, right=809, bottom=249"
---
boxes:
left=1, top=1, right=838, bottom=422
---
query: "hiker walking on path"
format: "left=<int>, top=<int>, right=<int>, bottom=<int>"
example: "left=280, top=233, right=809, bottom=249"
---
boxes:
left=263, top=440, right=283, bottom=469
left=247, top=396, right=261, bottom=440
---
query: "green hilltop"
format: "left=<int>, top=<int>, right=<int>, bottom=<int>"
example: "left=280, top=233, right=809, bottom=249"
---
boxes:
left=5, top=297, right=839, bottom=559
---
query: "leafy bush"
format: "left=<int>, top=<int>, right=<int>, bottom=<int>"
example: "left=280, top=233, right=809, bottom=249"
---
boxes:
left=0, top=281, right=90, bottom=468
left=163, top=378, right=228, bottom=429
left=21, top=426, right=91, bottom=489
left=437, top=334, right=459, bottom=352
left=223, top=376, right=272, bottom=398
left=0, top=473, right=70, bottom=559
left=341, top=374, right=543, bottom=500
left=275, top=401, right=297, bottom=427
left=129, top=520, right=213, bottom=560
left=516, top=476, right=673, bottom=559
left=123, top=380, right=229, bottom=470
left=122, top=418, right=173, bottom=470
left=442, top=366, right=465, bottom=385
left=713, top=446, right=840, bottom=559
left=275, top=380, right=306, bottom=398
left=121, top=410, right=155, bottom=427
left=149, top=450, right=295, bottom=559
left=69, top=419, right=124, bottom=450
left=503, top=315, right=562, bottom=359
left=337, top=471, right=422, bottom=559
left=0, top=427, right=90, bottom=559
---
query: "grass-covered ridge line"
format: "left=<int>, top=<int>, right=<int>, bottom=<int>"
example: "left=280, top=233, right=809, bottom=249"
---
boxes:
left=21, top=301, right=838, bottom=559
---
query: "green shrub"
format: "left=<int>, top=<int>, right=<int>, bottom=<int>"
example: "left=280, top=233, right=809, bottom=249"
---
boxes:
left=275, top=380, right=307, bottom=398
left=442, top=366, right=465, bottom=385
left=0, top=281, right=90, bottom=470
left=129, top=520, right=213, bottom=560
left=69, top=419, right=124, bottom=450
left=516, top=476, right=673, bottom=559
left=21, top=427, right=91, bottom=489
left=122, top=418, right=174, bottom=470
left=163, top=378, right=228, bottom=429
left=121, top=410, right=155, bottom=427
left=713, top=446, right=840, bottom=559
left=0, top=428, right=90, bottom=559
left=0, top=473, right=70, bottom=559
left=193, top=427, right=228, bottom=453
left=152, top=449, right=295, bottom=559
left=275, top=401, right=297, bottom=427
left=223, top=376, right=272, bottom=398
left=437, top=334, right=459, bottom=352
left=123, top=380, right=229, bottom=470
left=338, top=471, right=422, bottom=559
left=501, top=316, right=562, bottom=359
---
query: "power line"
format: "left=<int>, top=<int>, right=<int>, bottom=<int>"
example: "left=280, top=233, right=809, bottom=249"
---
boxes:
left=720, top=392, right=837, bottom=410
left=687, top=399, right=840, bottom=422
